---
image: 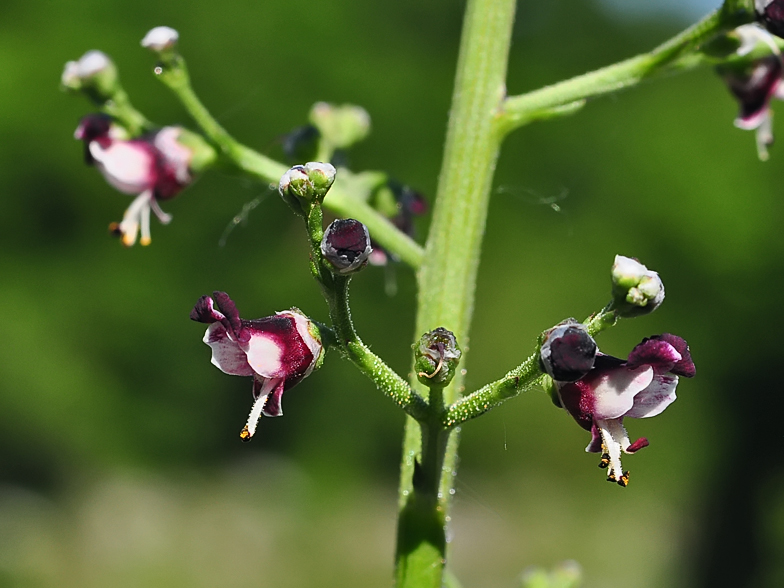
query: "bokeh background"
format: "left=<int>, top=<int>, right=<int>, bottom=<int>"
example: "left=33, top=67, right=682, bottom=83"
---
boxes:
left=1, top=0, right=781, bottom=586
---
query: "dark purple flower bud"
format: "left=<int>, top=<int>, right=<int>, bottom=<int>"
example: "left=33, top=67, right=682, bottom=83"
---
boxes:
left=191, top=292, right=324, bottom=441
left=321, top=219, right=372, bottom=274
left=414, top=328, right=462, bottom=387
left=757, top=0, right=784, bottom=38
left=539, top=320, right=597, bottom=382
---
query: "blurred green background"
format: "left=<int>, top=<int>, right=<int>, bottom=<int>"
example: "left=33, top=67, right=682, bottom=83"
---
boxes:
left=1, top=0, right=781, bottom=587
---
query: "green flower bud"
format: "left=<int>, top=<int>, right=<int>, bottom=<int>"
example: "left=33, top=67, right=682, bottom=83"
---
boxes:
left=61, top=51, right=119, bottom=102
left=278, top=162, right=336, bottom=212
left=610, top=255, right=665, bottom=318
left=414, top=328, right=462, bottom=388
left=309, top=102, right=371, bottom=150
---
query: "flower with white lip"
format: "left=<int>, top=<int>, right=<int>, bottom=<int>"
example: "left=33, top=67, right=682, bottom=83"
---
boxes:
left=74, top=114, right=194, bottom=246
left=554, top=334, right=695, bottom=486
left=191, top=292, right=324, bottom=441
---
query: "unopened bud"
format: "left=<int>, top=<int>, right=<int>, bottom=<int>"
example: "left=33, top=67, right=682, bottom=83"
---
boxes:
left=414, top=328, right=462, bottom=388
left=539, top=320, right=597, bottom=382
left=610, top=255, right=665, bottom=318
left=61, top=51, right=118, bottom=99
left=321, top=219, right=372, bottom=274
left=141, top=26, right=180, bottom=52
left=278, top=162, right=336, bottom=212
left=305, top=161, right=336, bottom=198
left=309, top=102, right=371, bottom=149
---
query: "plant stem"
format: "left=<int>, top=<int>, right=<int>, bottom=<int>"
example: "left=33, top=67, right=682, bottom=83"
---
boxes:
left=496, top=8, right=753, bottom=135
left=395, top=0, right=517, bottom=585
left=153, top=58, right=424, bottom=268
left=305, top=204, right=429, bottom=422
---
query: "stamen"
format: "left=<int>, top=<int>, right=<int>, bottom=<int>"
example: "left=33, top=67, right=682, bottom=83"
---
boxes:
left=150, top=198, right=172, bottom=224
left=241, top=393, right=269, bottom=441
left=617, top=471, right=630, bottom=487
left=597, top=419, right=626, bottom=484
left=598, top=453, right=610, bottom=469
left=140, top=199, right=152, bottom=246
left=418, top=356, right=444, bottom=380
left=116, top=191, right=153, bottom=246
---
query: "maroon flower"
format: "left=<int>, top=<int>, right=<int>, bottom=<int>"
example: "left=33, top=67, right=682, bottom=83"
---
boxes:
left=74, top=114, right=194, bottom=245
left=720, top=25, right=784, bottom=160
left=190, top=292, right=324, bottom=441
left=554, top=334, right=695, bottom=486
left=757, top=0, right=784, bottom=38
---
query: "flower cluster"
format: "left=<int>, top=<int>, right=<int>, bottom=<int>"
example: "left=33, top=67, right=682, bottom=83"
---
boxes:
left=542, top=329, right=695, bottom=486
left=74, top=114, right=197, bottom=246
left=190, top=292, right=324, bottom=441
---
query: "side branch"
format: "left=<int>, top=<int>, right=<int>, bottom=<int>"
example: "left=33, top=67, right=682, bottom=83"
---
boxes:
left=496, top=8, right=754, bottom=135
left=153, top=57, right=425, bottom=268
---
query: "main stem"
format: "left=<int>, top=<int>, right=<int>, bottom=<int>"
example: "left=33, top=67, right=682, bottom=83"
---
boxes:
left=394, top=0, right=517, bottom=585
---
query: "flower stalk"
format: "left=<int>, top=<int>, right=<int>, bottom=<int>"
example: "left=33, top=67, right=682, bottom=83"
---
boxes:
left=496, top=7, right=755, bottom=136
left=151, top=52, right=425, bottom=268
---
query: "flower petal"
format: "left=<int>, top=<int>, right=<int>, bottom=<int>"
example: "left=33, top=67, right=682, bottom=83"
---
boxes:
left=203, top=323, right=254, bottom=377
left=591, top=365, right=654, bottom=420
left=244, top=331, right=285, bottom=378
left=624, top=374, right=679, bottom=418
left=626, top=337, right=681, bottom=374
left=653, top=333, right=695, bottom=377
left=261, top=379, right=285, bottom=417
left=89, top=140, right=156, bottom=194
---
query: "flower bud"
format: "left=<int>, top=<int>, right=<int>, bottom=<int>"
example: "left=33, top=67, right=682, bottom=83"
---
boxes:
left=305, top=161, right=336, bottom=197
left=610, top=255, right=665, bottom=318
left=278, top=162, right=336, bottom=212
left=757, top=1, right=784, bottom=39
left=309, top=102, right=371, bottom=150
left=61, top=50, right=119, bottom=100
left=141, top=26, right=180, bottom=52
left=539, top=320, right=597, bottom=382
left=414, top=328, right=462, bottom=388
left=321, top=219, right=372, bottom=274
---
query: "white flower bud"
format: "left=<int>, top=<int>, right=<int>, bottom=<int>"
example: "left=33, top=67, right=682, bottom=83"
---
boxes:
left=141, top=26, right=180, bottom=51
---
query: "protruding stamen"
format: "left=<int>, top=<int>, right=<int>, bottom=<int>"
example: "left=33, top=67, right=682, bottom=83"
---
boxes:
left=239, top=426, right=251, bottom=443
left=597, top=419, right=625, bottom=483
left=242, top=393, right=269, bottom=441
left=140, top=199, right=152, bottom=246
left=618, top=471, right=630, bottom=487
left=598, top=453, right=610, bottom=469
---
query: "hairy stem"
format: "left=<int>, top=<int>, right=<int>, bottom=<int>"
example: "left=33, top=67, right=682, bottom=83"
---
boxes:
left=395, top=0, right=517, bottom=585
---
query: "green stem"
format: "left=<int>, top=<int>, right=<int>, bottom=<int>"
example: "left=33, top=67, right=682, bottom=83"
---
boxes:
left=153, top=57, right=424, bottom=268
left=441, top=305, right=622, bottom=426
left=305, top=205, right=429, bottom=422
left=443, top=352, right=542, bottom=428
left=396, top=0, right=517, bottom=585
left=496, top=8, right=754, bottom=135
